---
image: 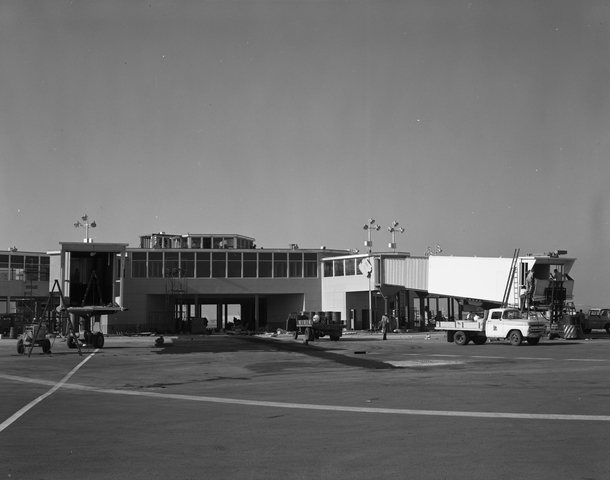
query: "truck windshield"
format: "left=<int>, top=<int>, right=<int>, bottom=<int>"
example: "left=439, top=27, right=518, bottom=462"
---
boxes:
left=502, top=310, right=522, bottom=320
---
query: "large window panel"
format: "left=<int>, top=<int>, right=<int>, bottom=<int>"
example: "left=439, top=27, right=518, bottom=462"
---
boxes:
left=181, top=252, right=195, bottom=277
left=345, top=258, right=356, bottom=276
left=25, top=256, right=39, bottom=281
left=274, top=253, right=287, bottom=278
left=196, top=252, right=210, bottom=278
left=212, top=252, right=226, bottom=277
left=228, top=252, right=242, bottom=278
left=258, top=253, right=272, bottom=278
left=333, top=259, right=344, bottom=276
left=132, top=252, right=147, bottom=278
left=149, top=252, right=163, bottom=278
left=0, top=255, right=9, bottom=281
left=304, top=253, right=318, bottom=278
left=323, top=261, right=333, bottom=277
left=243, top=252, right=257, bottom=277
left=40, top=257, right=50, bottom=281
left=289, top=253, right=302, bottom=277
left=165, top=252, right=180, bottom=277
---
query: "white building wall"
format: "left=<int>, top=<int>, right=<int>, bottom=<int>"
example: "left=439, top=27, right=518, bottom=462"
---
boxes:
left=322, top=274, right=370, bottom=323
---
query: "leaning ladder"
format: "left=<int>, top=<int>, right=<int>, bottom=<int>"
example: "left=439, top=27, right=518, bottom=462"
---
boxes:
left=502, top=248, right=520, bottom=308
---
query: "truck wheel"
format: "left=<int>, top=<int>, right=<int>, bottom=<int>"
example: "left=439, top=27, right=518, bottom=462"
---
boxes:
left=16, top=338, right=25, bottom=355
left=42, top=338, right=52, bottom=353
left=293, top=330, right=299, bottom=340
left=330, top=335, right=339, bottom=341
left=472, top=336, right=487, bottom=345
left=454, top=331, right=469, bottom=346
left=509, top=330, right=523, bottom=346
left=526, top=337, right=540, bottom=345
left=583, top=329, right=592, bottom=334
left=605, top=325, right=610, bottom=334
left=66, top=334, right=77, bottom=349
left=306, top=327, right=315, bottom=342
left=93, top=333, right=105, bottom=349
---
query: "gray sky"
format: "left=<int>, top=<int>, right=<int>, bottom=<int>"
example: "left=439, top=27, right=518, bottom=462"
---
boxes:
left=1, top=1, right=609, bottom=307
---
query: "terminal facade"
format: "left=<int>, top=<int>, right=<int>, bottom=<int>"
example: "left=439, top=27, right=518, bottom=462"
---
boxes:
left=0, top=231, right=577, bottom=336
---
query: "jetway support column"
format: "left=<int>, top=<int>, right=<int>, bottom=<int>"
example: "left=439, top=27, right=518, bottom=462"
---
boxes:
left=416, top=291, right=427, bottom=332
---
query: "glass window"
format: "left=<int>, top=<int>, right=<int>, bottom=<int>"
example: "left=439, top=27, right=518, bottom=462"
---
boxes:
left=202, top=237, right=212, bottom=249
left=165, top=252, right=180, bottom=277
left=274, top=253, right=287, bottom=278
left=11, top=255, right=24, bottom=281
left=345, top=258, right=356, bottom=276
left=190, top=237, right=201, bottom=249
left=212, top=252, right=226, bottom=277
left=324, top=261, right=333, bottom=277
left=243, top=252, right=257, bottom=277
left=149, top=252, right=163, bottom=277
left=181, top=252, right=195, bottom=277
left=0, top=255, right=8, bottom=281
left=132, top=252, right=147, bottom=278
left=258, top=253, right=272, bottom=278
left=333, top=259, right=344, bottom=276
left=289, top=253, right=302, bottom=277
left=40, top=257, right=50, bottom=281
left=304, top=253, right=318, bottom=278
left=228, top=252, right=242, bottom=278
left=25, top=256, right=39, bottom=281
left=196, top=252, right=210, bottom=278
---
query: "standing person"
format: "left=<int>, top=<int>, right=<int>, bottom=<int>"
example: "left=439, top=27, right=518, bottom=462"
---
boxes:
left=525, top=269, right=535, bottom=309
left=380, top=313, right=390, bottom=340
left=519, top=285, right=527, bottom=312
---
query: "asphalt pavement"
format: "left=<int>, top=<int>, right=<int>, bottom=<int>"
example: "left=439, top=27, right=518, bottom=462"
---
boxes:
left=1, top=330, right=610, bottom=480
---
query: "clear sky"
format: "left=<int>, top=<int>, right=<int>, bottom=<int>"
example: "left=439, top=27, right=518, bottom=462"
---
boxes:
left=1, top=1, right=608, bottom=307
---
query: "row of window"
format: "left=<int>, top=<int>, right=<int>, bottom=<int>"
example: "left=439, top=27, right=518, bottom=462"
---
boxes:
left=323, top=258, right=364, bottom=277
left=139, top=235, right=255, bottom=250
left=131, top=251, right=319, bottom=279
left=0, top=255, right=51, bottom=282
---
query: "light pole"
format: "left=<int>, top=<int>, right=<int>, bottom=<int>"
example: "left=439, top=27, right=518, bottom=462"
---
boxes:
left=363, top=218, right=380, bottom=254
left=74, top=214, right=96, bottom=243
left=387, top=221, right=405, bottom=253
left=362, top=219, right=380, bottom=331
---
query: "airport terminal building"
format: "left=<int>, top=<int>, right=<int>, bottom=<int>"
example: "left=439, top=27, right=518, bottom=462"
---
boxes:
left=0, top=231, right=577, bottom=337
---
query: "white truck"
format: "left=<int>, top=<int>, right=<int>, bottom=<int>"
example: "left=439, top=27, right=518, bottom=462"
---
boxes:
left=435, top=307, right=546, bottom=346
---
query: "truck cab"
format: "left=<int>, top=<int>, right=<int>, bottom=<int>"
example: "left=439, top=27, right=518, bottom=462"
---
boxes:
left=585, top=309, right=610, bottom=334
left=484, top=308, right=546, bottom=345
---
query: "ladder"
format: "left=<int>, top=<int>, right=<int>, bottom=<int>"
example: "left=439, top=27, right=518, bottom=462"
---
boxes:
left=502, top=249, right=520, bottom=308
left=27, top=280, right=81, bottom=357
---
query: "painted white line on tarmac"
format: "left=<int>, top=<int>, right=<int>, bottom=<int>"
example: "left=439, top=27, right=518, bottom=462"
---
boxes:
left=565, top=358, right=607, bottom=362
left=0, top=350, right=98, bottom=433
left=2, top=371, right=610, bottom=422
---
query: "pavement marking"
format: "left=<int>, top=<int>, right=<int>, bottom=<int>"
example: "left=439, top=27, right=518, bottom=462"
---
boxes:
left=387, top=360, right=464, bottom=367
left=565, top=358, right=608, bottom=362
left=0, top=350, right=98, bottom=433
left=2, top=370, right=610, bottom=422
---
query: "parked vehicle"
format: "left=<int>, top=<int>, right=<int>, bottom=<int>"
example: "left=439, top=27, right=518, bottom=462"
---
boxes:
left=583, top=308, right=610, bottom=334
left=435, top=307, right=546, bottom=346
left=289, top=312, right=343, bottom=344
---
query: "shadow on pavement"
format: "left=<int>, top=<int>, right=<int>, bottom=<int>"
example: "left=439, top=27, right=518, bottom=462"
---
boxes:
left=155, top=335, right=395, bottom=370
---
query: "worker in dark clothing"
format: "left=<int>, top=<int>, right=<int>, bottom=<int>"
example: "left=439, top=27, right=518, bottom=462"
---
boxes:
left=380, top=314, right=390, bottom=340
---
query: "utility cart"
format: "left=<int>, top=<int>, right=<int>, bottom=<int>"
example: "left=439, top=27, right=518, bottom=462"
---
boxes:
left=17, top=323, right=52, bottom=355
left=290, top=312, right=343, bottom=345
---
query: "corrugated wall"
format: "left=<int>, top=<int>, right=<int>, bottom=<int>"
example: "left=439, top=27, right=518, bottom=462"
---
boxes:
left=383, top=257, right=428, bottom=291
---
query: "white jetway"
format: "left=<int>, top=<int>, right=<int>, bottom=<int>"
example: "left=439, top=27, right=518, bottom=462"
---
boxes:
left=428, top=256, right=513, bottom=304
